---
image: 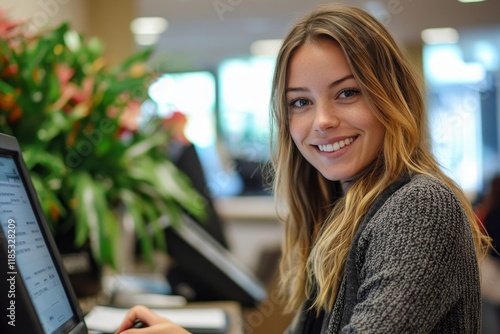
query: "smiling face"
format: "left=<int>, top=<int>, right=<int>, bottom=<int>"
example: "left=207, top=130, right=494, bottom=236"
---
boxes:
left=286, top=37, right=385, bottom=182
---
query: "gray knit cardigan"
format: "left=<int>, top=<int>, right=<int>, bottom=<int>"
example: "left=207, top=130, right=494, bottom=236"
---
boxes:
left=287, top=174, right=481, bottom=333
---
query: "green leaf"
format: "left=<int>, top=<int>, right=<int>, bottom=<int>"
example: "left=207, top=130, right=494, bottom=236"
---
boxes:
left=37, top=116, right=68, bottom=142
left=114, top=47, right=154, bottom=72
left=64, top=30, right=81, bottom=52
left=119, top=189, right=155, bottom=266
left=87, top=37, right=105, bottom=56
left=125, top=131, right=168, bottom=159
left=29, top=174, right=66, bottom=230
left=0, top=79, right=15, bottom=94
left=100, top=208, right=119, bottom=268
left=22, top=145, right=66, bottom=177
left=154, top=161, right=207, bottom=219
left=73, top=171, right=119, bottom=267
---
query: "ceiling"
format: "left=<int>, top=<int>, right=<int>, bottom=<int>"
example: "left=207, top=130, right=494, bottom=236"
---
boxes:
left=135, top=0, right=500, bottom=71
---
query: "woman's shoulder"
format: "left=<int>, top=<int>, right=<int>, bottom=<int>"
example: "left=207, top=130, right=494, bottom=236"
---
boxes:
left=404, top=173, right=454, bottom=191
left=392, top=173, right=461, bottom=207
left=357, top=173, right=475, bottom=263
left=365, top=173, right=468, bottom=235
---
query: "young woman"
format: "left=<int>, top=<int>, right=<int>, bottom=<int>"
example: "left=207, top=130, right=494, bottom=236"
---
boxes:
left=115, top=4, right=490, bottom=333
left=272, top=4, right=490, bottom=333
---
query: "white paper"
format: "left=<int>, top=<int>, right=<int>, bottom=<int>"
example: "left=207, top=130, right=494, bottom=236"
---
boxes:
left=85, top=305, right=227, bottom=333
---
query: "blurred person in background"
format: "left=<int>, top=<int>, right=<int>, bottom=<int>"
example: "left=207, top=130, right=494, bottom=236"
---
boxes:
left=476, top=174, right=500, bottom=334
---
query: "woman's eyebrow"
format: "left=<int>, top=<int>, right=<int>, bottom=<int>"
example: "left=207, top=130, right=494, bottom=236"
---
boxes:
left=329, top=74, right=355, bottom=89
left=285, top=87, right=307, bottom=94
left=285, top=74, right=356, bottom=94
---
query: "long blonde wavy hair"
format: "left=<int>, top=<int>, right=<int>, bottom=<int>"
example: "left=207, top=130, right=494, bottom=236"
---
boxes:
left=269, top=4, right=490, bottom=313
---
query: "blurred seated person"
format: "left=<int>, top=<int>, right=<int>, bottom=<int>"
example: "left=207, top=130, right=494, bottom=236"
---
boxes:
left=161, top=112, right=269, bottom=305
left=162, top=111, right=228, bottom=248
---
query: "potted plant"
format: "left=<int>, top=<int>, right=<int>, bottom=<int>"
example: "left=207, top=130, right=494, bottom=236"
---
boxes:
left=0, top=12, right=205, bottom=282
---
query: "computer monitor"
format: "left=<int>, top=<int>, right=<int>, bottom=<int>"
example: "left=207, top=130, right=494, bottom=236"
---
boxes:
left=0, top=133, right=87, bottom=334
left=164, top=214, right=267, bottom=307
left=154, top=142, right=268, bottom=307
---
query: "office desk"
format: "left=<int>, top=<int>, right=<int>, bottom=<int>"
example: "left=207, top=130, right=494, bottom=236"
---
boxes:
left=80, top=293, right=243, bottom=334
left=185, top=301, right=243, bottom=334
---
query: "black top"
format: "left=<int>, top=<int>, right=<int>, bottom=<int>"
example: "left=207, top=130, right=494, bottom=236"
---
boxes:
left=169, top=141, right=229, bottom=248
left=484, top=208, right=500, bottom=258
left=303, top=306, right=325, bottom=334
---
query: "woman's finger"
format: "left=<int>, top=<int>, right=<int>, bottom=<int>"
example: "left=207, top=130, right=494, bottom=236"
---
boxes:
left=115, top=305, right=166, bottom=333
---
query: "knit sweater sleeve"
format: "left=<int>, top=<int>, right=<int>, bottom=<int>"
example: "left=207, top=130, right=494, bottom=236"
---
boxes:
left=340, top=175, right=480, bottom=333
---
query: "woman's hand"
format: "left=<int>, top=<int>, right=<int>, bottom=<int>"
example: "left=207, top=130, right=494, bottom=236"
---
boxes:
left=115, top=305, right=192, bottom=334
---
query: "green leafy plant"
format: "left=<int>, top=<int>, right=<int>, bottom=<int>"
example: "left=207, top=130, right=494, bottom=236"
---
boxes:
left=0, top=13, right=205, bottom=268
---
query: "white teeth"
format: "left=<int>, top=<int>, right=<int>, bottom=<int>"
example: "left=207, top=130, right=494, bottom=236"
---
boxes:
left=318, top=137, right=355, bottom=152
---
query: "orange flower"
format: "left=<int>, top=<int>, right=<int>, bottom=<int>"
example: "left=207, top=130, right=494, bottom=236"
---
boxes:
left=0, top=11, right=24, bottom=39
left=55, top=63, right=74, bottom=86
left=8, top=106, right=23, bottom=123
left=71, top=77, right=94, bottom=106
left=52, top=76, right=94, bottom=115
left=49, top=204, right=61, bottom=222
left=0, top=92, right=16, bottom=111
left=107, top=98, right=142, bottom=133
left=1, top=63, right=18, bottom=77
left=0, top=91, right=23, bottom=122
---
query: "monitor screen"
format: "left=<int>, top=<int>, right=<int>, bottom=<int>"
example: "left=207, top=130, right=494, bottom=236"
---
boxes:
left=0, top=133, right=87, bottom=334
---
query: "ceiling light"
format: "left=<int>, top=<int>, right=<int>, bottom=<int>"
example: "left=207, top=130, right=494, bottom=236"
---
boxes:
left=421, top=28, right=459, bottom=45
left=458, top=0, right=486, bottom=3
left=133, top=34, right=161, bottom=46
left=130, top=17, right=168, bottom=35
left=250, top=39, right=283, bottom=57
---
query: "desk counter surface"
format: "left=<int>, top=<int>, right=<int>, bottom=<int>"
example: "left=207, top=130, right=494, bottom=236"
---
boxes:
left=186, top=301, right=243, bottom=334
left=214, top=195, right=284, bottom=222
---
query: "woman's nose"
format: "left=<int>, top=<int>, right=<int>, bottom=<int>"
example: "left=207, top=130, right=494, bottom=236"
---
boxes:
left=313, top=101, right=339, bottom=133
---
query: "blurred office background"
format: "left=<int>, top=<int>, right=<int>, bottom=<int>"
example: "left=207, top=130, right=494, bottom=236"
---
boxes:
left=3, top=0, right=500, bottom=276
left=3, top=0, right=500, bottom=323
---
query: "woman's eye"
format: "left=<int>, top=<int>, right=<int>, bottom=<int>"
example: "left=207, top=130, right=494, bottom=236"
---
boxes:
left=289, top=98, right=310, bottom=108
left=338, top=88, right=360, bottom=100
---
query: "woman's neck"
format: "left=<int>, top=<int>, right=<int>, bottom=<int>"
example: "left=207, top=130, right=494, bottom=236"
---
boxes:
left=341, top=178, right=356, bottom=193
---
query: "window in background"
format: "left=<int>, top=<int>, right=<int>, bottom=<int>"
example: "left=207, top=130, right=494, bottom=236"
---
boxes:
left=218, top=57, right=276, bottom=163
left=423, top=26, right=500, bottom=199
left=147, top=71, right=244, bottom=197
left=148, top=71, right=217, bottom=148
